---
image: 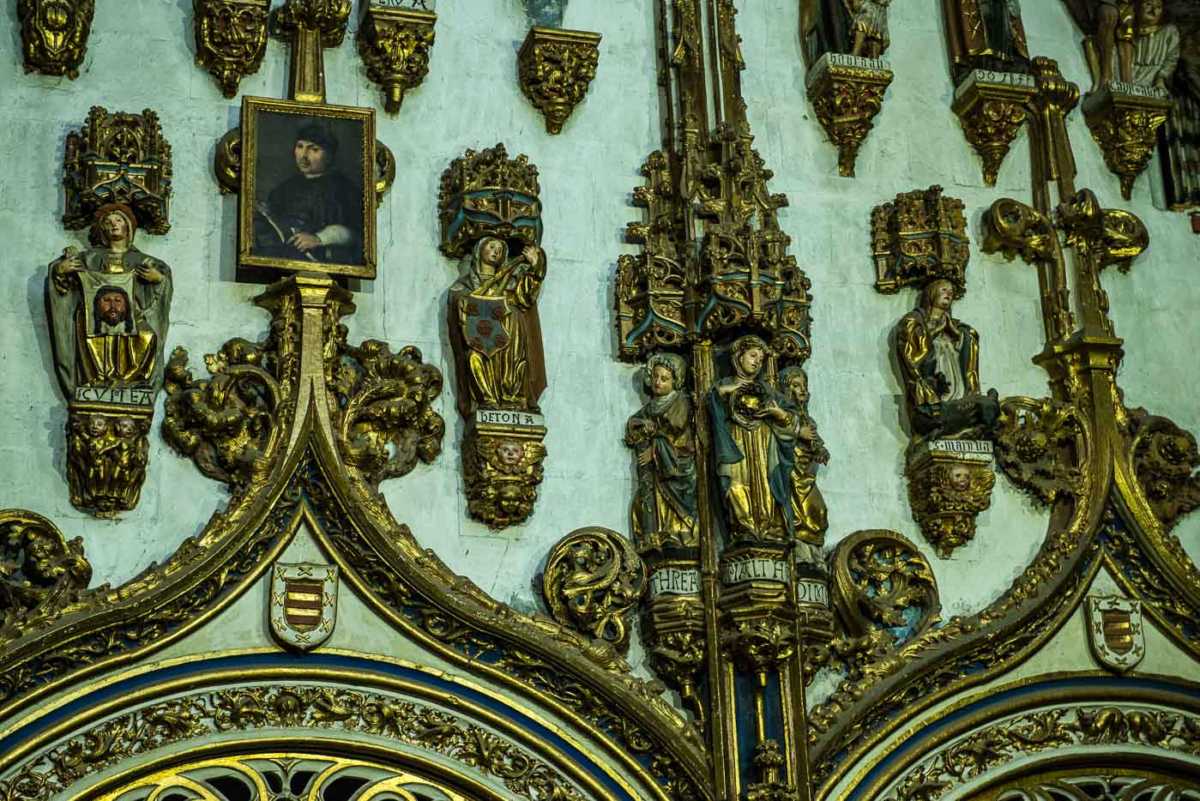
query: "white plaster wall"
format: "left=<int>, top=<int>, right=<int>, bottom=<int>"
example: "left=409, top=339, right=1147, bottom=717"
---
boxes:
left=0, top=0, right=1197, bottom=650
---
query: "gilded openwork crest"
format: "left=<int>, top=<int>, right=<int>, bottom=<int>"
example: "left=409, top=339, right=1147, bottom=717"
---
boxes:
left=269, top=562, right=339, bottom=651
left=1086, top=595, right=1145, bottom=674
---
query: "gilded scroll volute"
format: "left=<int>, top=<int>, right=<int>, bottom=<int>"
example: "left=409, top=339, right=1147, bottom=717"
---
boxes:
left=47, top=206, right=174, bottom=516
left=18, top=0, right=94, bottom=79
left=0, top=511, right=92, bottom=637
left=356, top=5, right=436, bottom=114
left=439, top=144, right=549, bottom=528
left=518, top=27, right=601, bottom=135
left=542, top=527, right=647, bottom=653
left=193, top=0, right=271, bottom=98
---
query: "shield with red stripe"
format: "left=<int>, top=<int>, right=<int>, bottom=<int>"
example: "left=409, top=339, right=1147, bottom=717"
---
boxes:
left=270, top=562, right=339, bottom=651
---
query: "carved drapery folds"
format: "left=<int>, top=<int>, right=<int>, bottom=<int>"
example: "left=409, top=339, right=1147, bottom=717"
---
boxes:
left=0, top=511, right=91, bottom=637
left=518, top=26, right=601, bottom=135
left=439, top=144, right=548, bottom=528
left=356, top=4, right=436, bottom=114
left=542, top=527, right=647, bottom=653
left=18, top=0, right=94, bottom=79
left=193, top=0, right=271, bottom=98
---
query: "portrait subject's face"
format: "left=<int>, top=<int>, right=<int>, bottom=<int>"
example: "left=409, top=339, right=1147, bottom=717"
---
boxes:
left=102, top=212, right=130, bottom=243
left=650, top=365, right=675, bottom=397
left=294, top=139, right=330, bottom=177
left=97, top=291, right=130, bottom=326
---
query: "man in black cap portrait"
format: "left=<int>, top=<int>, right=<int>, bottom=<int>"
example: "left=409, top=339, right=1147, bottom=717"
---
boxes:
left=254, top=121, right=364, bottom=265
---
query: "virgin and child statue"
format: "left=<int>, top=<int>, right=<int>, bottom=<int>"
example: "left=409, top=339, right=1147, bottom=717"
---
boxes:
left=708, top=335, right=828, bottom=546
left=448, top=236, right=548, bottom=415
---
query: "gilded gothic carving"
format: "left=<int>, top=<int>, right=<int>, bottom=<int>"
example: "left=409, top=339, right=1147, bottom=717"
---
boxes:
left=18, top=0, right=94, bottom=79
left=356, top=4, right=437, bottom=113
left=440, top=144, right=549, bottom=528
left=46, top=205, right=173, bottom=516
left=800, top=0, right=894, bottom=176
left=193, top=0, right=271, bottom=97
left=0, top=511, right=91, bottom=636
left=518, top=26, right=601, bottom=135
left=542, top=527, right=647, bottom=653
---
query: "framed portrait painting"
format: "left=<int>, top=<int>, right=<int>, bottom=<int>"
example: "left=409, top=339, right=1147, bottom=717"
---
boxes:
left=238, top=97, right=377, bottom=279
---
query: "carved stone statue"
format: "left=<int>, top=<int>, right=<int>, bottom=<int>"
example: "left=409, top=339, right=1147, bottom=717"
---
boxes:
left=893, top=279, right=999, bottom=440
left=942, top=0, right=1031, bottom=78
left=626, top=353, right=699, bottom=551
left=45, top=204, right=173, bottom=515
left=845, top=0, right=890, bottom=59
left=778, top=366, right=829, bottom=561
left=708, top=336, right=806, bottom=544
left=448, top=236, right=547, bottom=415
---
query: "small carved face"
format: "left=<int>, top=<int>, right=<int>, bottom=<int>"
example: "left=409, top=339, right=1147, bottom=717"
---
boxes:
left=86, top=415, right=109, bottom=437
left=650, top=365, right=675, bottom=397
left=948, top=465, right=972, bottom=491
left=294, top=139, right=330, bottom=177
left=115, top=417, right=137, bottom=438
left=480, top=238, right=506, bottom=267
left=738, top=345, right=765, bottom=377
left=932, top=281, right=954, bottom=312
left=1139, top=0, right=1164, bottom=25
left=496, top=440, right=525, bottom=467
left=785, top=372, right=808, bottom=405
left=96, top=290, right=130, bottom=326
left=102, top=211, right=130, bottom=243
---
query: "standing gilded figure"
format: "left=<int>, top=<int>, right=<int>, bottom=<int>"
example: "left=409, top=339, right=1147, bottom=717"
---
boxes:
left=943, top=0, right=1031, bottom=78
left=626, top=353, right=699, bottom=551
left=448, top=236, right=547, bottom=415
left=708, top=336, right=804, bottom=544
left=778, top=366, right=829, bottom=561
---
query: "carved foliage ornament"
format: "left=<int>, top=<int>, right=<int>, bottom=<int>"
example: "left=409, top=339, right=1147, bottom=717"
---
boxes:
left=518, top=26, right=602, bottom=135
left=356, top=5, right=436, bottom=114
left=63, top=107, right=173, bottom=236
left=542, top=527, right=647, bottom=653
left=18, top=0, right=94, bottom=79
left=0, top=510, right=91, bottom=637
left=830, top=529, right=940, bottom=648
left=1129, top=412, right=1200, bottom=531
left=270, top=0, right=351, bottom=47
left=193, top=0, right=271, bottom=98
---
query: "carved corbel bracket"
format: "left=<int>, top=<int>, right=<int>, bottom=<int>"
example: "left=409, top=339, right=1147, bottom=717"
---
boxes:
left=905, top=440, right=996, bottom=558
left=719, top=544, right=797, bottom=675
left=193, top=0, right=271, bottom=98
left=951, top=70, right=1037, bottom=186
left=805, top=53, right=893, bottom=177
left=518, top=26, right=601, bottom=135
left=1082, top=83, right=1173, bottom=200
left=356, top=4, right=436, bottom=114
left=18, top=0, right=94, bottom=79
left=63, top=107, right=173, bottom=235
left=542, top=527, right=647, bottom=653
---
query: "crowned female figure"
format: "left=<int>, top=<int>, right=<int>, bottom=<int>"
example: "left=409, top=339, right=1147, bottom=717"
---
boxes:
left=47, top=203, right=173, bottom=396
left=449, top=236, right=547, bottom=415
left=708, top=335, right=800, bottom=544
left=626, top=353, right=699, bottom=551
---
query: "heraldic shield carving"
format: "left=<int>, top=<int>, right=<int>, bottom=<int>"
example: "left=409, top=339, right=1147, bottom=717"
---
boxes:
left=269, top=562, right=339, bottom=651
left=1086, top=595, right=1145, bottom=674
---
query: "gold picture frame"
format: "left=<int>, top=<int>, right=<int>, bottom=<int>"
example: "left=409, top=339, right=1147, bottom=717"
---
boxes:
left=238, top=96, right=377, bottom=279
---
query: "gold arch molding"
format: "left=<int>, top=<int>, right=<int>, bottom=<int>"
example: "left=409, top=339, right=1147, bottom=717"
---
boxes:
left=0, top=277, right=708, bottom=801
left=0, top=651, right=644, bottom=801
